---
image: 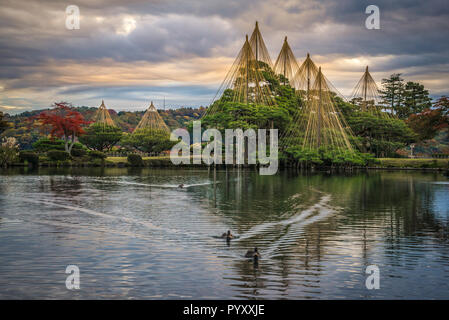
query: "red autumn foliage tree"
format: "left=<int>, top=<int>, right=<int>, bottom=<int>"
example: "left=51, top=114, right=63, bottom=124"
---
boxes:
left=36, top=102, right=90, bottom=155
left=407, top=108, right=447, bottom=141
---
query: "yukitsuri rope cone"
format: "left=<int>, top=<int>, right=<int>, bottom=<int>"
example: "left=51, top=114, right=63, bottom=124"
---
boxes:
left=283, top=67, right=355, bottom=152
left=134, top=101, right=170, bottom=133
left=94, top=100, right=116, bottom=127
left=350, top=66, right=392, bottom=117
left=204, top=33, right=276, bottom=117
left=273, top=36, right=300, bottom=86
left=249, top=21, right=273, bottom=68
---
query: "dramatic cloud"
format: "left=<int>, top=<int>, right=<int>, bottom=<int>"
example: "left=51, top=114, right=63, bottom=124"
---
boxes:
left=0, top=0, right=448, bottom=113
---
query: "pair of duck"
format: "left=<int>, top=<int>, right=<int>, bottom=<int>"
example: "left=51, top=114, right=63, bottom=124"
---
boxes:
left=221, top=230, right=260, bottom=263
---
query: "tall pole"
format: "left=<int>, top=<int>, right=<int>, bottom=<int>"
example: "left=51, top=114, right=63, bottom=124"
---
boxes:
left=283, top=37, right=287, bottom=86
left=254, top=22, right=258, bottom=103
left=363, top=66, right=368, bottom=111
left=306, top=53, right=310, bottom=103
left=317, top=67, right=322, bottom=148
left=246, top=35, right=249, bottom=106
left=255, top=21, right=258, bottom=62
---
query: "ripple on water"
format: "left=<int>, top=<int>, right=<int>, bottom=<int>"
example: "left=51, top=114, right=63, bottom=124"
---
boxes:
left=1, top=170, right=449, bottom=299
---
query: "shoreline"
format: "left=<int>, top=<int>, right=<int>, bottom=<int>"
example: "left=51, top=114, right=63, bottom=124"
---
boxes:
left=2, top=156, right=448, bottom=172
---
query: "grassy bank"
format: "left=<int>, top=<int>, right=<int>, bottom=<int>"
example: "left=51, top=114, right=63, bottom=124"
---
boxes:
left=374, top=158, right=449, bottom=169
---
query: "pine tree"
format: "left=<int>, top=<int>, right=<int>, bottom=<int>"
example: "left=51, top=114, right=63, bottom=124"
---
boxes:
left=380, top=73, right=405, bottom=117
left=403, top=81, right=432, bottom=116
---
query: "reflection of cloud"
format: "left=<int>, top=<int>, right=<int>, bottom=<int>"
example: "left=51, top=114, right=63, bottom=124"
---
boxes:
left=0, top=0, right=448, bottom=113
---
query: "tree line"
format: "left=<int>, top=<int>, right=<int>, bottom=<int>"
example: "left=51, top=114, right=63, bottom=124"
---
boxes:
left=1, top=72, right=448, bottom=167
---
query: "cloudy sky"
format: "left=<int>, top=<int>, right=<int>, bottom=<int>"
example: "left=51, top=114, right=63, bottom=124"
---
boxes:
left=1, top=0, right=448, bottom=114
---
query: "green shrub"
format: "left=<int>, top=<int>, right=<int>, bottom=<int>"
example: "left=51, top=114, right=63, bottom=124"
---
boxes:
left=33, top=138, right=65, bottom=151
left=71, top=148, right=87, bottom=157
left=88, top=150, right=106, bottom=159
left=127, top=154, right=144, bottom=166
left=360, top=153, right=379, bottom=165
left=33, top=138, right=85, bottom=152
left=47, top=150, right=69, bottom=161
left=78, top=123, right=123, bottom=151
left=285, top=145, right=377, bottom=167
left=121, top=129, right=176, bottom=153
left=19, top=151, right=39, bottom=165
left=285, top=146, right=323, bottom=165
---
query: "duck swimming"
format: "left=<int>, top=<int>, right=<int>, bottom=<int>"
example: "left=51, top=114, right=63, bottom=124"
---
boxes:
left=253, top=252, right=259, bottom=266
left=221, top=230, right=234, bottom=241
left=178, top=184, right=184, bottom=188
left=245, top=247, right=261, bottom=259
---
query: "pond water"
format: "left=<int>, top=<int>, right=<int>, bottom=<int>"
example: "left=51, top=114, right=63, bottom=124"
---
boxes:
left=0, top=167, right=449, bottom=299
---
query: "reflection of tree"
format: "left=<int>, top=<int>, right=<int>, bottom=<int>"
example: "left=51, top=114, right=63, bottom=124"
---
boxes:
left=0, top=182, right=5, bottom=228
left=229, top=259, right=266, bottom=297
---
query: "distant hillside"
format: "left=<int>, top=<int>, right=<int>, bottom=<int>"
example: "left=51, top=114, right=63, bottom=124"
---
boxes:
left=1, top=106, right=205, bottom=149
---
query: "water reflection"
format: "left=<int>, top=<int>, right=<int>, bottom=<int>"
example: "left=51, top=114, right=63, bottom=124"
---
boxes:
left=0, top=168, right=448, bottom=299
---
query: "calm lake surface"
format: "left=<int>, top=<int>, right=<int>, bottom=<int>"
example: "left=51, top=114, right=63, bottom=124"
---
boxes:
left=0, top=167, right=449, bottom=299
